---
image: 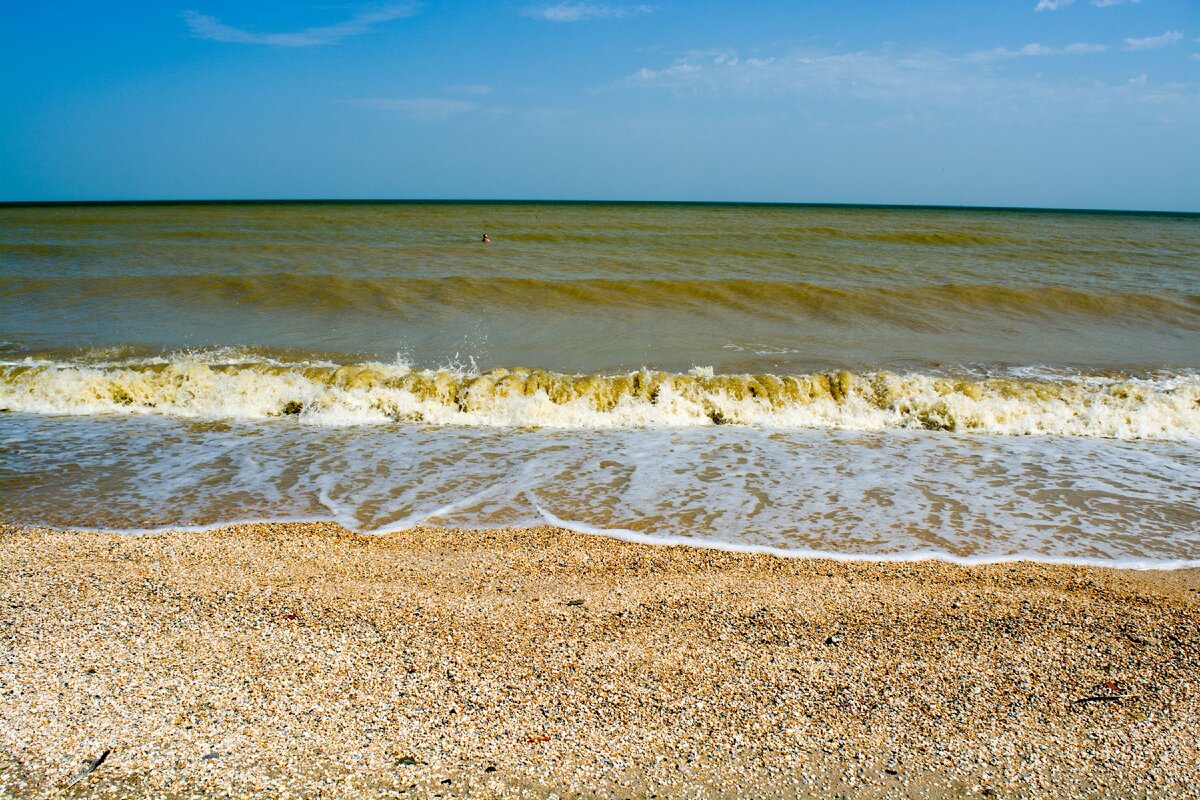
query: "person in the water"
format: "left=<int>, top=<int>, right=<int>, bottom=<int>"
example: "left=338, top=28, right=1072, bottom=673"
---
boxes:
left=481, top=233, right=491, bottom=243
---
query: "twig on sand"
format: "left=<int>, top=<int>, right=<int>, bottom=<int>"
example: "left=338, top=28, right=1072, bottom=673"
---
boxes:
left=66, top=749, right=110, bottom=788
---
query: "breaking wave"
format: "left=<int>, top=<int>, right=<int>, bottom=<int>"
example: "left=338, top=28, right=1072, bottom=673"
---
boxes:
left=2, top=354, right=1197, bottom=439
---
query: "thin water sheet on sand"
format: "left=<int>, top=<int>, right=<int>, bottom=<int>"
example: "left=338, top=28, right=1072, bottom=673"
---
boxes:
left=2, top=522, right=1198, bottom=799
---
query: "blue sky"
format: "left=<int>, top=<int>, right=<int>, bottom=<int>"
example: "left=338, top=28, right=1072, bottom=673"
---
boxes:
left=1, top=1, right=1197, bottom=209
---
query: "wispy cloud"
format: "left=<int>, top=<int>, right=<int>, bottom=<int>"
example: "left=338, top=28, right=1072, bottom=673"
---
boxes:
left=972, top=42, right=1106, bottom=60
left=522, top=3, right=652, bottom=22
left=353, top=98, right=479, bottom=120
left=623, top=49, right=987, bottom=105
left=631, top=52, right=777, bottom=81
left=620, top=45, right=1200, bottom=125
left=1037, top=0, right=1143, bottom=10
left=1034, top=0, right=1074, bottom=11
left=631, top=62, right=703, bottom=81
left=183, top=5, right=415, bottom=47
left=1123, top=31, right=1184, bottom=50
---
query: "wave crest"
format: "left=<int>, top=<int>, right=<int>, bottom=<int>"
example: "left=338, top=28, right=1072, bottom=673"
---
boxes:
left=2, top=356, right=1197, bottom=439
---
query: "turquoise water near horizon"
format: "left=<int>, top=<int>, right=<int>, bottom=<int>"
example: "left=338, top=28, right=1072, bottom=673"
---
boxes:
left=2, top=202, right=1198, bottom=564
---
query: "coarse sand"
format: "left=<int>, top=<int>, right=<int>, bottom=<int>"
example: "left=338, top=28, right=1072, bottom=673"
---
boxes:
left=2, top=522, right=1198, bottom=799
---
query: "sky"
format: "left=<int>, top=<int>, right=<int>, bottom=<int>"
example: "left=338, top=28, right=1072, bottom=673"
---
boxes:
left=1, top=1, right=1197, bottom=210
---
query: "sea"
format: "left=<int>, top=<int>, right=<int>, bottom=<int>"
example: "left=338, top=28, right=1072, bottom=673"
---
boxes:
left=2, top=201, right=1198, bottom=566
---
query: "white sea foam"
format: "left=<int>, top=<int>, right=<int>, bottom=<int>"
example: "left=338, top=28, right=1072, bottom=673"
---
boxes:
left=2, top=356, right=1198, bottom=440
left=4, top=414, right=1198, bottom=566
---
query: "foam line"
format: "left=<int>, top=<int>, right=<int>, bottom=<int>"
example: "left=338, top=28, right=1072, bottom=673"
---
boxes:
left=3, top=356, right=1198, bottom=440
left=9, top=514, right=1198, bottom=571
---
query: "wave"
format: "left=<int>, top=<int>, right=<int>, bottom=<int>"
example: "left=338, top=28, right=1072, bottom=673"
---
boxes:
left=0, top=243, right=75, bottom=257
left=794, top=226, right=1009, bottom=246
left=2, top=355, right=1197, bottom=439
left=4, top=273, right=1198, bottom=327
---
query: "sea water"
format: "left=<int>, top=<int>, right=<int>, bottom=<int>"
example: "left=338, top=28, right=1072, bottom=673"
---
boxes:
left=2, top=202, right=1198, bottom=564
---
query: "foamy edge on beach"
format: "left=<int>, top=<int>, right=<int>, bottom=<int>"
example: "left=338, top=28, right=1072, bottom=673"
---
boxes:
left=28, top=513, right=1200, bottom=571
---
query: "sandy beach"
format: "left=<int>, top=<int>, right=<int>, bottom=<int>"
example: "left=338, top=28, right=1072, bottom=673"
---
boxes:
left=2, top=522, right=1198, bottom=799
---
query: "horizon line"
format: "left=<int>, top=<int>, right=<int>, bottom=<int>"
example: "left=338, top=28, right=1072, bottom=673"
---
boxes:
left=1, top=198, right=1197, bottom=217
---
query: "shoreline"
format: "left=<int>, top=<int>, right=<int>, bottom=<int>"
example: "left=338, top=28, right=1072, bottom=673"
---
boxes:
left=3, top=521, right=1198, bottom=798
left=12, top=516, right=1200, bottom=572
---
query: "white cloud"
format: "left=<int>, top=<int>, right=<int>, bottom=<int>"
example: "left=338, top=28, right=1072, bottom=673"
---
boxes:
left=631, top=62, right=703, bottom=81
left=619, top=45, right=1200, bottom=124
left=354, top=98, right=479, bottom=120
left=522, top=3, right=652, bottom=22
left=622, top=49, right=986, bottom=104
left=1092, top=0, right=1141, bottom=6
left=183, top=5, right=415, bottom=47
left=1123, top=31, right=1184, bottom=50
left=972, top=42, right=1106, bottom=60
left=1034, top=0, right=1074, bottom=11
left=1063, top=42, right=1108, bottom=54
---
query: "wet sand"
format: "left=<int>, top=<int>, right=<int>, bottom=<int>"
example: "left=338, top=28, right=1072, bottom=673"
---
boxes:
left=2, top=521, right=1198, bottom=799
